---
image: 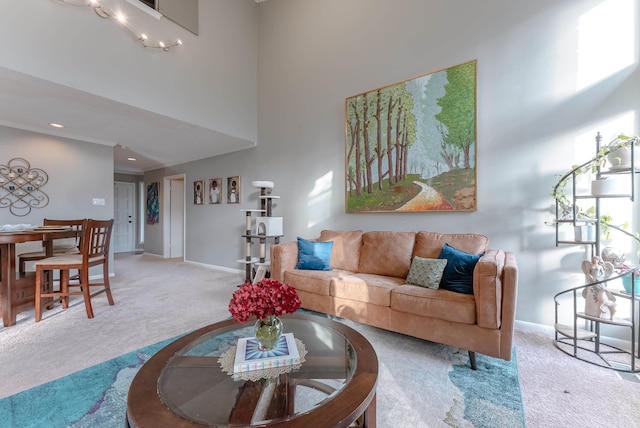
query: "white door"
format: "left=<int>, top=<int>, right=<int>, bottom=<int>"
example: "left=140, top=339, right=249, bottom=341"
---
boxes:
left=169, top=178, right=184, bottom=258
left=114, top=182, right=135, bottom=253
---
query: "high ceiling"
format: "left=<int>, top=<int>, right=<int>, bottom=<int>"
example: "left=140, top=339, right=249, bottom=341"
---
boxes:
left=0, top=66, right=256, bottom=175
left=1, top=0, right=268, bottom=175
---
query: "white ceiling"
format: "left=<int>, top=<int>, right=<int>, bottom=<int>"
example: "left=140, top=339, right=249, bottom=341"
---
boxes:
left=0, top=66, right=256, bottom=174
left=1, top=0, right=273, bottom=174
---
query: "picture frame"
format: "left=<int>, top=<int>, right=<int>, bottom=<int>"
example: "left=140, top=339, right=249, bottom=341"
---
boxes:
left=227, top=176, right=241, bottom=204
left=209, top=178, right=222, bottom=204
left=194, top=180, right=204, bottom=205
left=146, top=182, right=159, bottom=224
left=345, top=60, right=477, bottom=213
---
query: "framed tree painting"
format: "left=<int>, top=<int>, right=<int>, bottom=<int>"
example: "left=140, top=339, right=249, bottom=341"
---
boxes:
left=345, top=60, right=477, bottom=213
left=194, top=180, right=204, bottom=205
left=227, top=176, right=241, bottom=204
left=146, top=182, right=159, bottom=224
left=209, top=178, right=222, bottom=204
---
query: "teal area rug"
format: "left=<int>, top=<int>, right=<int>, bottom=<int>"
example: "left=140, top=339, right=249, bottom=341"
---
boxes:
left=0, top=336, right=181, bottom=428
left=449, top=349, right=524, bottom=427
left=0, top=320, right=525, bottom=427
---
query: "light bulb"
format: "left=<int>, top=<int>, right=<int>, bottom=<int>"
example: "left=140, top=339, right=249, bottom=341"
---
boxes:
left=60, top=1, right=181, bottom=52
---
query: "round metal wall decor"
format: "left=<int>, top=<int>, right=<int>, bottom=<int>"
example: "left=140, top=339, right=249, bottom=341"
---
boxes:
left=0, top=158, right=49, bottom=217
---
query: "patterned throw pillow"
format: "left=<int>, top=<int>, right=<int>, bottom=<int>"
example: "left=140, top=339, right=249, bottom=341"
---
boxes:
left=406, top=256, right=448, bottom=289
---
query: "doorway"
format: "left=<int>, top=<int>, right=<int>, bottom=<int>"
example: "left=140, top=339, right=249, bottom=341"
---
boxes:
left=114, top=181, right=136, bottom=253
left=163, top=174, right=185, bottom=259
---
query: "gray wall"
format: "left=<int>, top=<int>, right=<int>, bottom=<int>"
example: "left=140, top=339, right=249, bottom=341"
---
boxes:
left=0, top=127, right=115, bottom=270
left=0, top=127, right=114, bottom=225
left=145, top=0, right=640, bottom=330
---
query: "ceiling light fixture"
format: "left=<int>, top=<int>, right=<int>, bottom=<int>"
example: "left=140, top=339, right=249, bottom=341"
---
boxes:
left=57, top=0, right=182, bottom=52
left=127, top=157, right=137, bottom=161
left=48, top=122, right=65, bottom=128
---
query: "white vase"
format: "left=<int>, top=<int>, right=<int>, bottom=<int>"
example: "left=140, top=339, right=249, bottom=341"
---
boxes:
left=591, top=178, right=628, bottom=196
left=607, top=146, right=639, bottom=170
left=574, top=225, right=595, bottom=242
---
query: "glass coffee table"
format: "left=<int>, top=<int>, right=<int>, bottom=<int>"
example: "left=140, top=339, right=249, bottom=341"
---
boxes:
left=126, top=312, right=378, bottom=427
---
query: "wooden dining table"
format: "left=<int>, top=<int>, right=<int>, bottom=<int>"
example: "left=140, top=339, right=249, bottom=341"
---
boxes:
left=0, top=228, right=80, bottom=327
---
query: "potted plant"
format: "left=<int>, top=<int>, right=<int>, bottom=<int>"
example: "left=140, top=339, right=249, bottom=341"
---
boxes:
left=551, top=133, right=640, bottom=243
left=605, top=134, right=640, bottom=170
left=228, top=278, right=301, bottom=351
left=552, top=134, right=638, bottom=202
left=591, top=177, right=630, bottom=196
left=617, top=263, right=640, bottom=295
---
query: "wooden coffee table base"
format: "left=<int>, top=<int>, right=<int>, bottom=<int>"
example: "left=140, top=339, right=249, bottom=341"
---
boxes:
left=126, top=314, right=378, bottom=427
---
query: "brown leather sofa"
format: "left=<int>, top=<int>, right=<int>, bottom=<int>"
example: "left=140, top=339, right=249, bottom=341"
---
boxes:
left=270, top=230, right=519, bottom=369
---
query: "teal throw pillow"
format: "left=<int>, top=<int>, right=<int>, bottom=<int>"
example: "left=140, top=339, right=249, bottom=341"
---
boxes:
left=296, top=237, right=333, bottom=271
left=406, top=256, right=448, bottom=289
left=437, top=243, right=483, bottom=295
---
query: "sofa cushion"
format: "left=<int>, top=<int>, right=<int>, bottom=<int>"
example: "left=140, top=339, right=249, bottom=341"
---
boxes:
left=438, top=243, right=482, bottom=295
left=319, top=230, right=363, bottom=272
left=331, top=273, right=403, bottom=306
left=406, top=256, right=448, bottom=289
left=412, top=231, right=489, bottom=259
left=296, top=237, right=333, bottom=270
left=391, top=285, right=476, bottom=324
left=358, top=231, right=416, bottom=278
left=283, top=269, right=347, bottom=296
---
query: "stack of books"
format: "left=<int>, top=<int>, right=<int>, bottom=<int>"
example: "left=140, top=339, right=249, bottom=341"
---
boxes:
left=233, top=332, right=301, bottom=373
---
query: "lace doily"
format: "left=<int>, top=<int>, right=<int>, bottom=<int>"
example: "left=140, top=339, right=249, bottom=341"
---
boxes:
left=218, top=338, right=307, bottom=382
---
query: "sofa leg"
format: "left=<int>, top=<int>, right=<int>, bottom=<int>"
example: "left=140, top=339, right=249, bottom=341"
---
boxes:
left=468, top=351, right=477, bottom=370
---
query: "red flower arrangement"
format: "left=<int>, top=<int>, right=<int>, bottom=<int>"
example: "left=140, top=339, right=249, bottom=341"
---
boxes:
left=228, top=278, right=301, bottom=323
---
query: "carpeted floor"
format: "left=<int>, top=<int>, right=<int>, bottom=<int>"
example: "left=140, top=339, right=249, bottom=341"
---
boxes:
left=0, top=317, right=524, bottom=428
left=0, top=254, right=639, bottom=427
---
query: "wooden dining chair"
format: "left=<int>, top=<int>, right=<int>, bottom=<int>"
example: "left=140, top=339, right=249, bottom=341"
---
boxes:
left=34, top=219, right=115, bottom=322
left=17, top=219, right=85, bottom=275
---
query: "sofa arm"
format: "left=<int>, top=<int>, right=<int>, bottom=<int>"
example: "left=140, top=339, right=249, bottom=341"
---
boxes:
left=270, top=241, right=299, bottom=282
left=473, top=248, right=518, bottom=328
left=501, top=251, right=519, bottom=337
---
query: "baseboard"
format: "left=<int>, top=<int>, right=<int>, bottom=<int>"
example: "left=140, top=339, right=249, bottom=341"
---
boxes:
left=515, top=320, right=635, bottom=353
left=514, top=320, right=555, bottom=335
left=184, top=259, right=243, bottom=274
left=136, top=252, right=163, bottom=258
left=118, top=252, right=243, bottom=274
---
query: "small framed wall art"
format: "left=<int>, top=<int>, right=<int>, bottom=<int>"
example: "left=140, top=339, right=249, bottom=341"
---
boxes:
left=209, top=178, right=222, bottom=204
left=146, top=182, right=159, bottom=224
left=227, top=176, right=241, bottom=204
left=194, top=180, right=204, bottom=205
